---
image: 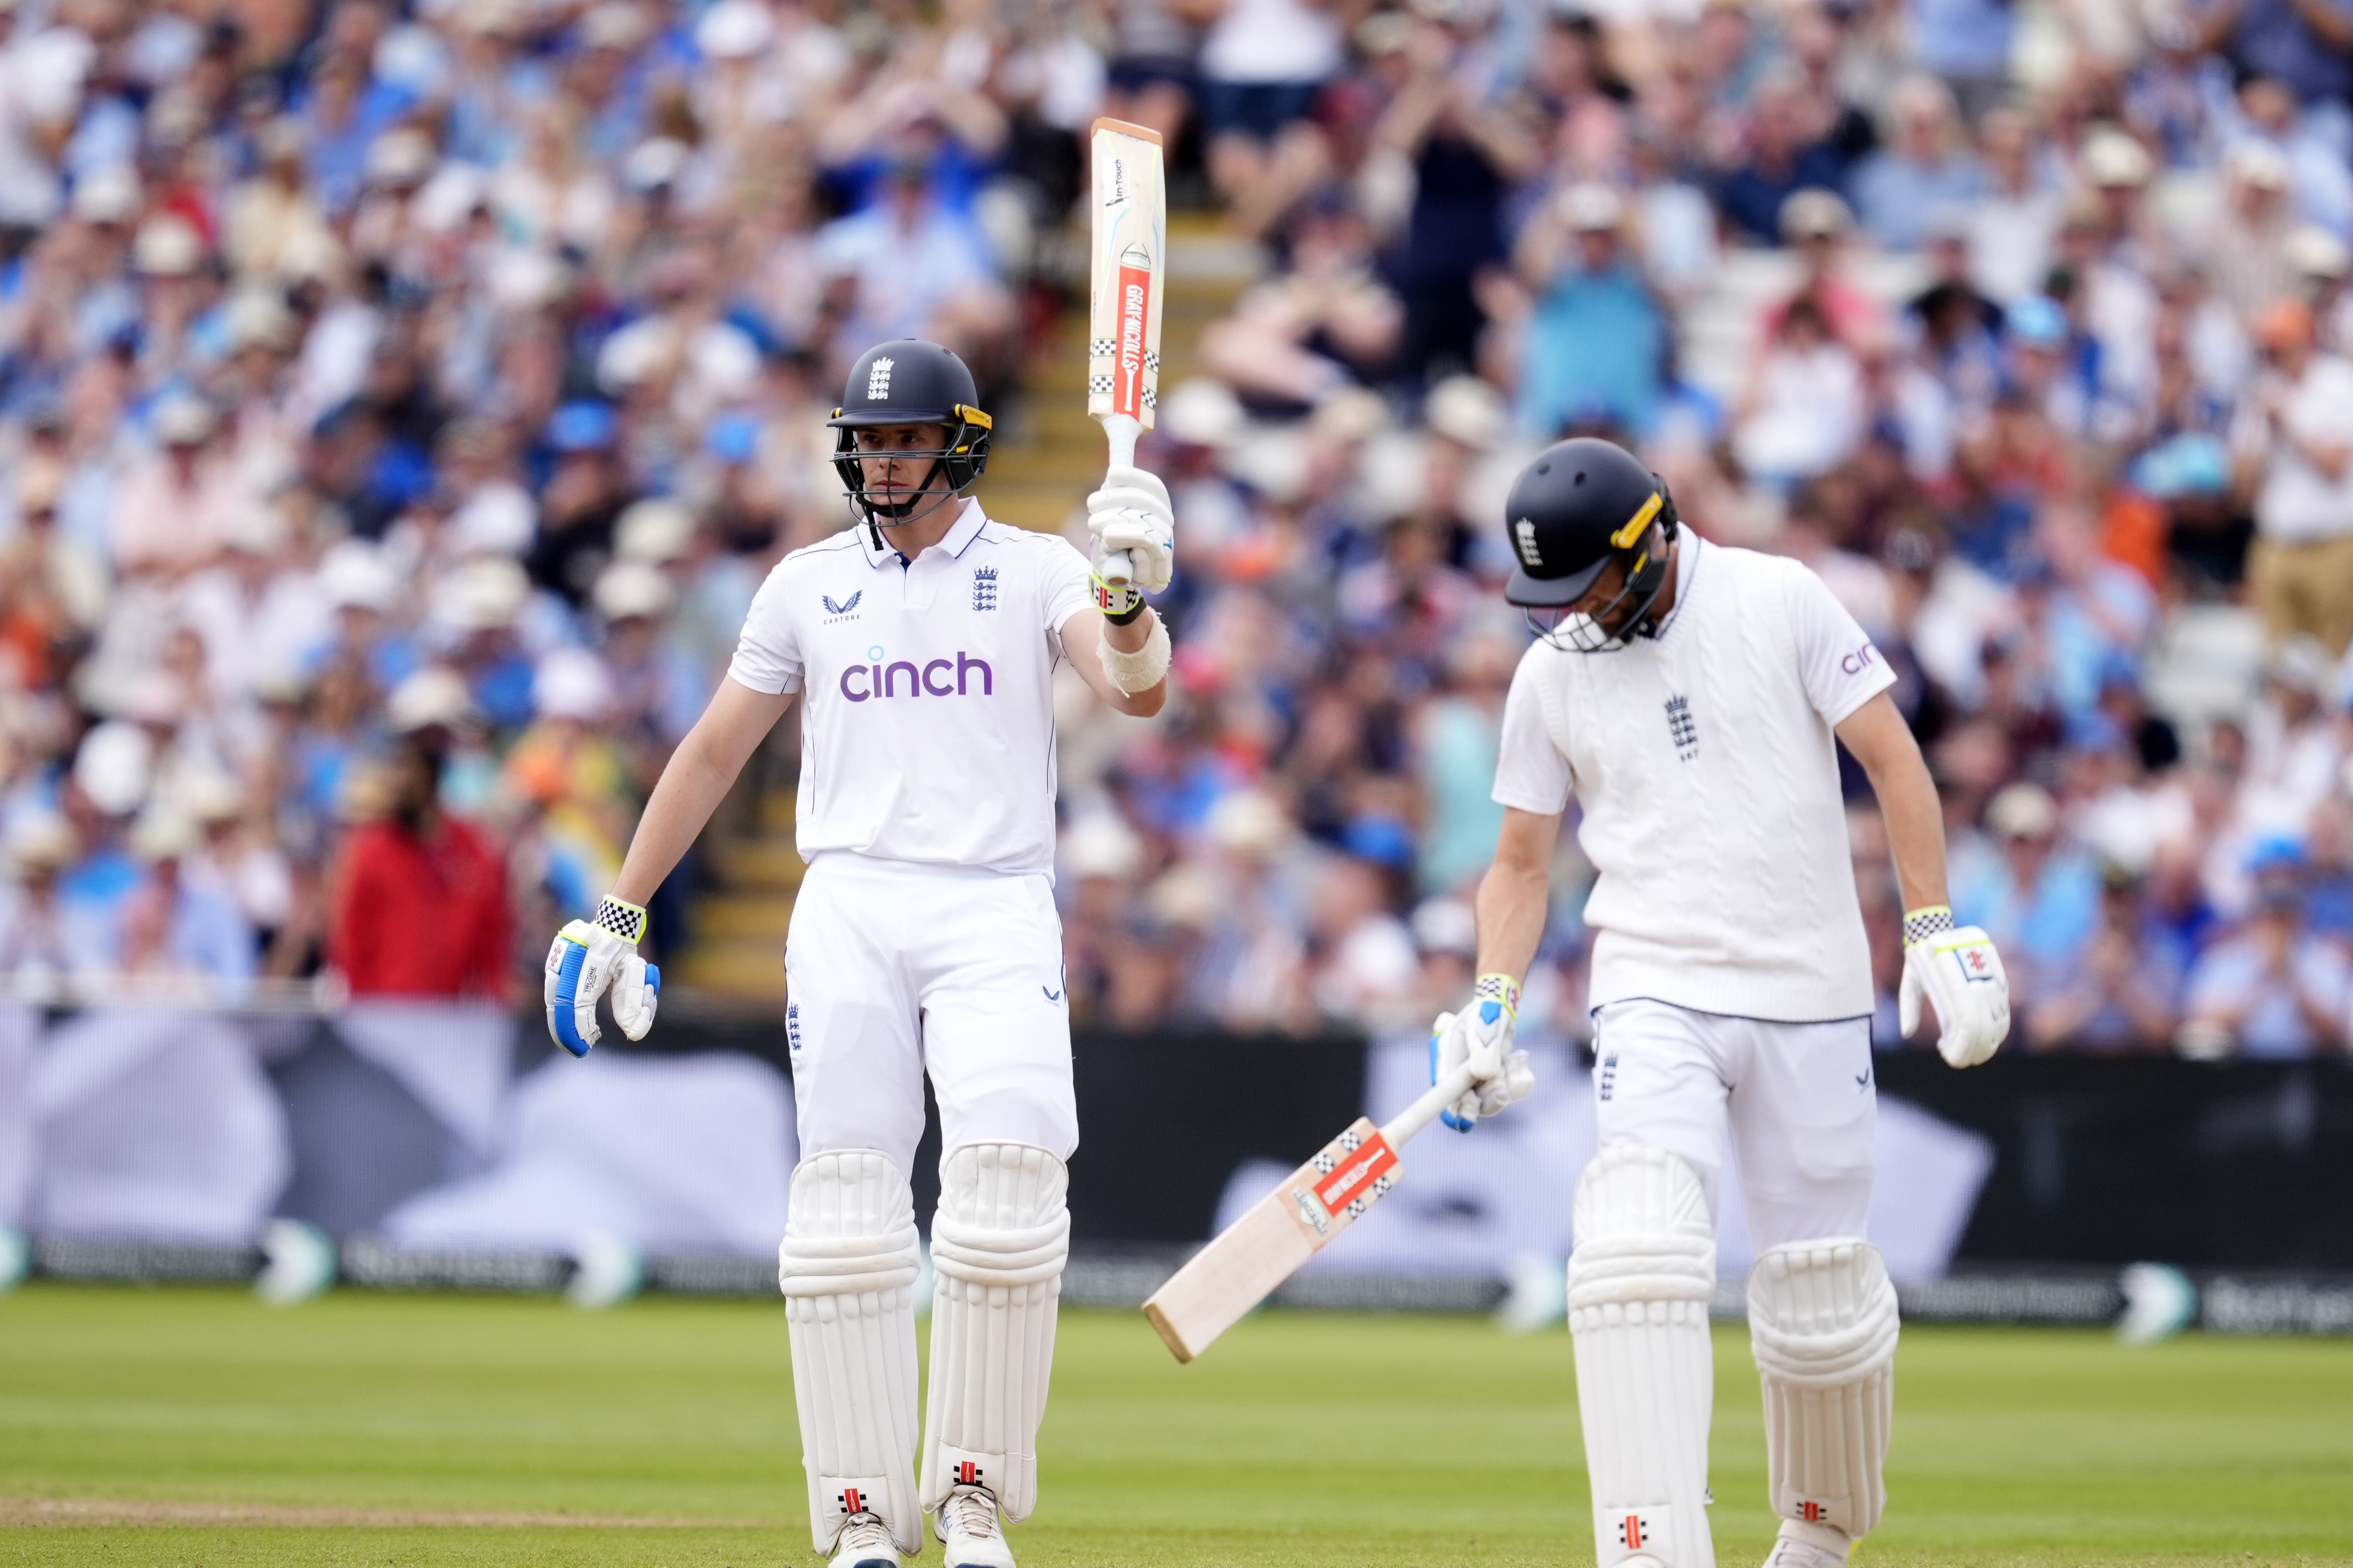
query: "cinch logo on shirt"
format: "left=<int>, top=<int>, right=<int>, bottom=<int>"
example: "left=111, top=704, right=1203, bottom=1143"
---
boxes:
left=1839, top=641, right=1880, bottom=675
left=839, top=648, right=994, bottom=701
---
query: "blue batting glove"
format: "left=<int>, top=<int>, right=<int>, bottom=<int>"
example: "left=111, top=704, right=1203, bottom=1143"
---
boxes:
left=1430, top=973, right=1534, bottom=1131
left=544, top=896, right=659, bottom=1057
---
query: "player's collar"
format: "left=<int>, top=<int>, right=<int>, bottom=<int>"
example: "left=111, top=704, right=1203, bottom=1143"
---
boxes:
left=861, top=497, right=988, bottom=569
left=1642, top=532, right=1703, bottom=642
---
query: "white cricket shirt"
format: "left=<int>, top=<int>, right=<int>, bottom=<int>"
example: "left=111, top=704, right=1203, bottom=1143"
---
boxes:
left=1491, top=535, right=1896, bottom=1022
left=728, top=500, right=1097, bottom=876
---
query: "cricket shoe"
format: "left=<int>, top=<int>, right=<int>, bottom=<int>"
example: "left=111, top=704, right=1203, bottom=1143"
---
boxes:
left=1760, top=1518, right=1852, bottom=1567
left=934, top=1484, right=1014, bottom=1568
left=829, top=1511, right=903, bottom=1568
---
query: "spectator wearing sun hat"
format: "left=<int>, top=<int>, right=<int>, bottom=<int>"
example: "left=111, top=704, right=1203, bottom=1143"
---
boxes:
left=1952, top=781, right=2102, bottom=1004
left=107, top=394, right=251, bottom=576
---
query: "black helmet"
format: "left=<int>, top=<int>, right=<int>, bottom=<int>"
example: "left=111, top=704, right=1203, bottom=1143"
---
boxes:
left=828, top=339, right=993, bottom=539
left=1501, top=436, right=1679, bottom=652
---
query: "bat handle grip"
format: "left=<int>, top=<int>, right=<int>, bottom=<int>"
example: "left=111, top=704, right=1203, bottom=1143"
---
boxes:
left=1099, top=414, right=1143, bottom=588
left=1382, top=1062, right=1480, bottom=1148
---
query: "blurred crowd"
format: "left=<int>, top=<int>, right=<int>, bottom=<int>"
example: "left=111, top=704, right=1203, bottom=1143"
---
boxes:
left=0, top=0, right=1076, bottom=1000
left=4, top=0, right=2353, bottom=1061
left=1042, top=0, right=2353, bottom=1062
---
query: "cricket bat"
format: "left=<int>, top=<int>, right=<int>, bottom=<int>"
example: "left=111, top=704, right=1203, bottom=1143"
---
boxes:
left=1143, top=1062, right=1479, bottom=1363
left=1087, top=116, right=1166, bottom=587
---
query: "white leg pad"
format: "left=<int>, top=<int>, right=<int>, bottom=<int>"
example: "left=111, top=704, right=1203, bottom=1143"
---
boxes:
left=920, top=1141, right=1070, bottom=1525
left=1746, top=1238, right=1899, bottom=1541
left=1568, top=1144, right=1718, bottom=1568
left=779, top=1150, right=924, bottom=1556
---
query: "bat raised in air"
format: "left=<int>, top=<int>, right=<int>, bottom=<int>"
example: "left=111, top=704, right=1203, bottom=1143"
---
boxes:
left=1087, top=115, right=1166, bottom=588
left=1143, top=1062, right=1479, bottom=1363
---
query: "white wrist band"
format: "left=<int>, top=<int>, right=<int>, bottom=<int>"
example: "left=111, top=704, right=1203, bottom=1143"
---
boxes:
left=1097, top=613, right=1171, bottom=695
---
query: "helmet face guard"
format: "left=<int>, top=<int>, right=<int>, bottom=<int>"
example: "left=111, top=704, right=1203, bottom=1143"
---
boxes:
left=829, top=404, right=993, bottom=532
left=1523, top=519, right=1674, bottom=652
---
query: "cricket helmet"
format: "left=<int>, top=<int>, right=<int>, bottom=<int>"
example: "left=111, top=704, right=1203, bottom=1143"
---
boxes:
left=828, top=339, right=993, bottom=534
left=1501, top=436, right=1680, bottom=652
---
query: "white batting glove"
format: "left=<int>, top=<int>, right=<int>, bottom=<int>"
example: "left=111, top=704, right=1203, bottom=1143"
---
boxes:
left=1431, top=973, right=1535, bottom=1131
left=544, top=895, right=660, bottom=1057
left=1086, top=463, right=1175, bottom=617
left=1898, top=905, right=2008, bottom=1068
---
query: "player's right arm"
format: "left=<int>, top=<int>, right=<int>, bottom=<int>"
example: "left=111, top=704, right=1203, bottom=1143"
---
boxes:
left=1433, top=644, right=1571, bottom=1129
left=1473, top=807, right=1560, bottom=989
left=612, top=677, right=797, bottom=907
left=550, top=549, right=811, bottom=1057
left=1429, top=807, right=1556, bottom=1130
left=544, top=675, right=797, bottom=1057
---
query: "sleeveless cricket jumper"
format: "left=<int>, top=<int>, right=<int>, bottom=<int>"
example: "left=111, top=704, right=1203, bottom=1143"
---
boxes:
left=1491, top=535, right=1898, bottom=1243
left=728, top=499, right=1098, bottom=1165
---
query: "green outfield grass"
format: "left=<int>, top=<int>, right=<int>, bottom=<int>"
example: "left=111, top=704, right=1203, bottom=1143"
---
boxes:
left=0, top=1283, right=2347, bottom=1566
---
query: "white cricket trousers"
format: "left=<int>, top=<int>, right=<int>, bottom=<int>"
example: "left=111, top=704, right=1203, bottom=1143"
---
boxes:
left=1590, top=999, right=1876, bottom=1246
left=785, top=852, right=1077, bottom=1166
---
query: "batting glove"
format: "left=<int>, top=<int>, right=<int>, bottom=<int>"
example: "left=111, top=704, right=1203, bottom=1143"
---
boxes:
left=1087, top=463, right=1175, bottom=620
left=545, top=895, right=660, bottom=1058
left=1431, top=973, right=1535, bottom=1131
left=1898, top=905, right=2008, bottom=1068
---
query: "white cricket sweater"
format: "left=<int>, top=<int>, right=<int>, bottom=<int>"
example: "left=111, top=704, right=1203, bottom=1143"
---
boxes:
left=1491, top=535, right=1896, bottom=1022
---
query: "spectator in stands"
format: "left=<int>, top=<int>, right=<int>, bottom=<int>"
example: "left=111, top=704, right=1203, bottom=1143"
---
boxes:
left=2183, top=836, right=2350, bottom=1057
left=1966, top=107, right=2063, bottom=306
left=1909, top=0, right=2017, bottom=121
left=1371, top=11, right=1541, bottom=384
left=97, top=809, right=256, bottom=998
left=2027, top=860, right=2185, bottom=1050
left=1512, top=182, right=1665, bottom=439
left=2210, top=142, right=2302, bottom=321
left=1768, top=190, right=1887, bottom=350
left=1850, top=75, right=1983, bottom=254
left=1714, top=67, right=1847, bottom=245
left=328, top=733, right=511, bottom=1001
left=2191, top=0, right=2353, bottom=123
left=0, top=814, right=85, bottom=996
left=1196, top=0, right=1343, bottom=206
left=2233, top=297, right=2353, bottom=653
left=1733, top=295, right=1864, bottom=486
left=1953, top=782, right=2100, bottom=1002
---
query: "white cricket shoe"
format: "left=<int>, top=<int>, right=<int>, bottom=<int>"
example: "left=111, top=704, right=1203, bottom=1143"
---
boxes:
left=935, top=1484, right=1014, bottom=1568
left=1760, top=1518, right=1852, bottom=1567
left=829, top=1512, right=903, bottom=1568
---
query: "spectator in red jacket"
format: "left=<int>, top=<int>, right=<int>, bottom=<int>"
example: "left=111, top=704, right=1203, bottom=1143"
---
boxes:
left=328, top=738, right=511, bottom=1001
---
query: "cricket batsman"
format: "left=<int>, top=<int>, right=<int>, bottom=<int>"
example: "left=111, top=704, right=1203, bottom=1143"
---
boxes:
left=541, top=340, right=1174, bottom=1568
left=1430, top=437, right=2009, bottom=1568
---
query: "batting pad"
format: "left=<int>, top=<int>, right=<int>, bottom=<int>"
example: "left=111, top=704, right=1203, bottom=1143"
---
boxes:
left=1567, top=1144, right=1718, bottom=1568
left=778, top=1150, right=924, bottom=1555
left=920, top=1141, right=1070, bottom=1524
left=1746, top=1238, right=1898, bottom=1541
